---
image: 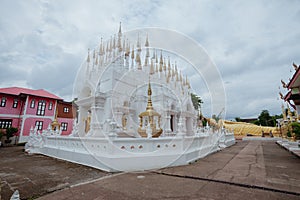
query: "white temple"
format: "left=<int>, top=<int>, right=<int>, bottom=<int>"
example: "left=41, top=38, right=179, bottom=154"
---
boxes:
left=25, top=23, right=235, bottom=172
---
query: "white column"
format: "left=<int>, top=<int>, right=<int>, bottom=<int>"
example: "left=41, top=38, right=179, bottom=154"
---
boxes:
left=164, top=112, right=172, bottom=133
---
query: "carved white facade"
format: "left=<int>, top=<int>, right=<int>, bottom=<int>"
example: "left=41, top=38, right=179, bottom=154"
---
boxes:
left=25, top=24, right=236, bottom=172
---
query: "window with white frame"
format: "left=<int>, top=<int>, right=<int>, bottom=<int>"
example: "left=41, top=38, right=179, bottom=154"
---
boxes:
left=61, top=122, right=68, bottom=131
left=63, top=107, right=69, bottom=113
left=0, top=97, right=6, bottom=107
left=48, top=102, right=53, bottom=110
left=30, top=99, right=35, bottom=108
left=12, top=99, right=18, bottom=108
left=36, top=100, right=46, bottom=116
left=0, top=119, right=12, bottom=129
left=35, top=121, right=43, bottom=130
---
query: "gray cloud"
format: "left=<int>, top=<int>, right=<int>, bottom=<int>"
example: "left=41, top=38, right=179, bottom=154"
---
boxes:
left=0, top=0, right=299, bottom=119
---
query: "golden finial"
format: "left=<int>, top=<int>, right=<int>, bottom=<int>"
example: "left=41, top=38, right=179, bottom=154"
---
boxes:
left=137, top=33, right=141, bottom=52
left=160, top=51, right=163, bottom=65
left=123, top=37, right=126, bottom=52
left=150, top=59, right=154, bottom=75
left=293, top=62, right=299, bottom=71
left=95, top=54, right=98, bottom=65
left=126, top=40, right=130, bottom=54
left=172, top=64, right=175, bottom=77
left=168, top=56, right=171, bottom=71
left=131, top=45, right=135, bottom=60
left=99, top=37, right=103, bottom=55
left=109, top=36, right=112, bottom=51
left=145, top=33, right=149, bottom=47
left=163, top=57, right=166, bottom=71
left=180, top=71, right=183, bottom=82
left=281, top=80, right=287, bottom=88
left=146, top=80, right=153, bottom=110
left=87, top=49, right=90, bottom=63
left=185, top=75, right=188, bottom=85
left=136, top=54, right=141, bottom=69
left=118, top=22, right=122, bottom=36
left=287, top=103, right=293, bottom=120
left=167, top=66, right=171, bottom=78
left=106, top=41, right=109, bottom=52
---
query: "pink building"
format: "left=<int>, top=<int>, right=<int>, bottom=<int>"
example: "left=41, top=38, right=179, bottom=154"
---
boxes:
left=0, top=87, right=75, bottom=143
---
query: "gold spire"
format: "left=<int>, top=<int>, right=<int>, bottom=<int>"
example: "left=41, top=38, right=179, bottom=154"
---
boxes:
left=99, top=37, right=103, bottom=56
left=137, top=79, right=163, bottom=138
left=113, top=34, right=116, bottom=49
left=185, top=75, right=188, bottom=86
left=118, top=22, right=122, bottom=36
left=282, top=104, right=287, bottom=120
left=146, top=80, right=153, bottom=110
left=172, top=64, right=175, bottom=78
left=180, top=71, right=183, bottom=82
left=137, top=33, right=141, bottom=52
left=163, top=57, right=167, bottom=71
left=118, top=22, right=122, bottom=52
left=95, top=54, right=98, bottom=65
left=150, top=59, right=155, bottom=75
left=87, top=49, right=90, bottom=63
left=109, top=36, right=112, bottom=51
left=287, top=103, right=293, bottom=120
left=145, top=33, right=149, bottom=47
left=159, top=51, right=163, bottom=72
left=131, top=45, right=135, bottom=60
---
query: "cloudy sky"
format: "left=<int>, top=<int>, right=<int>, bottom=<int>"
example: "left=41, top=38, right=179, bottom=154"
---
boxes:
left=1, top=0, right=299, bottom=119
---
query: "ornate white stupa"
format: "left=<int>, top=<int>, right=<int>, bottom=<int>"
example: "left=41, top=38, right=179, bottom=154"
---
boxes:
left=25, top=23, right=235, bottom=172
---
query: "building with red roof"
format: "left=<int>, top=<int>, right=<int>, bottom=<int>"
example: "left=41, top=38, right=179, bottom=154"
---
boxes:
left=0, top=87, right=75, bottom=143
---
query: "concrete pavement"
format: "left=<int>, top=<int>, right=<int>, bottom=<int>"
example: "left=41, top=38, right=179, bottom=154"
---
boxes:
left=1, top=140, right=300, bottom=199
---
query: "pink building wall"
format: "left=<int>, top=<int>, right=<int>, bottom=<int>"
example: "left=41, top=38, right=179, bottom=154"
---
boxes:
left=58, top=118, right=74, bottom=135
left=0, top=94, right=24, bottom=115
left=22, top=118, right=53, bottom=136
left=25, top=96, right=57, bottom=116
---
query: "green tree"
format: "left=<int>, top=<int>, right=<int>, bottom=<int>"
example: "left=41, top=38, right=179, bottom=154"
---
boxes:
left=191, top=93, right=203, bottom=110
left=235, top=117, right=241, bottom=122
left=257, top=110, right=276, bottom=126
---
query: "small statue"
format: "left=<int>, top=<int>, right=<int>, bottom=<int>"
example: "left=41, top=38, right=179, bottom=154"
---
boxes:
left=122, top=114, right=127, bottom=130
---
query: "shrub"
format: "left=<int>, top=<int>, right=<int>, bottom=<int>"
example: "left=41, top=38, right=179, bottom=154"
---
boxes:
left=291, top=122, right=300, bottom=139
left=6, top=127, right=18, bottom=140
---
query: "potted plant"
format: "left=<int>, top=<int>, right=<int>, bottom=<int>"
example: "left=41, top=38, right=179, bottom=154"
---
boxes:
left=5, top=127, right=18, bottom=144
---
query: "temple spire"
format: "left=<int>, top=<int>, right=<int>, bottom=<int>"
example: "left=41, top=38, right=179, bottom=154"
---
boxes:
left=118, top=22, right=122, bottom=36
left=145, top=33, right=149, bottom=47
left=159, top=51, right=163, bottom=72
left=146, top=80, right=153, bottom=110
left=87, top=49, right=90, bottom=63
left=118, top=22, right=122, bottom=51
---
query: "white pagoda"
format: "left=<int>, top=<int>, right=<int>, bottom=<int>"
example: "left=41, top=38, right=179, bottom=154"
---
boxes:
left=25, top=24, right=235, bottom=172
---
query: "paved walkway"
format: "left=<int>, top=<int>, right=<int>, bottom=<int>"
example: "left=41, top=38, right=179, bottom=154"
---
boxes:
left=1, top=141, right=300, bottom=199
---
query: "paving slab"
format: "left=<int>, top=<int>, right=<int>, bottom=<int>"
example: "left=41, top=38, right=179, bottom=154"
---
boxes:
left=0, top=146, right=110, bottom=199
left=38, top=172, right=300, bottom=200
left=1, top=141, right=300, bottom=200
left=160, top=140, right=300, bottom=194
